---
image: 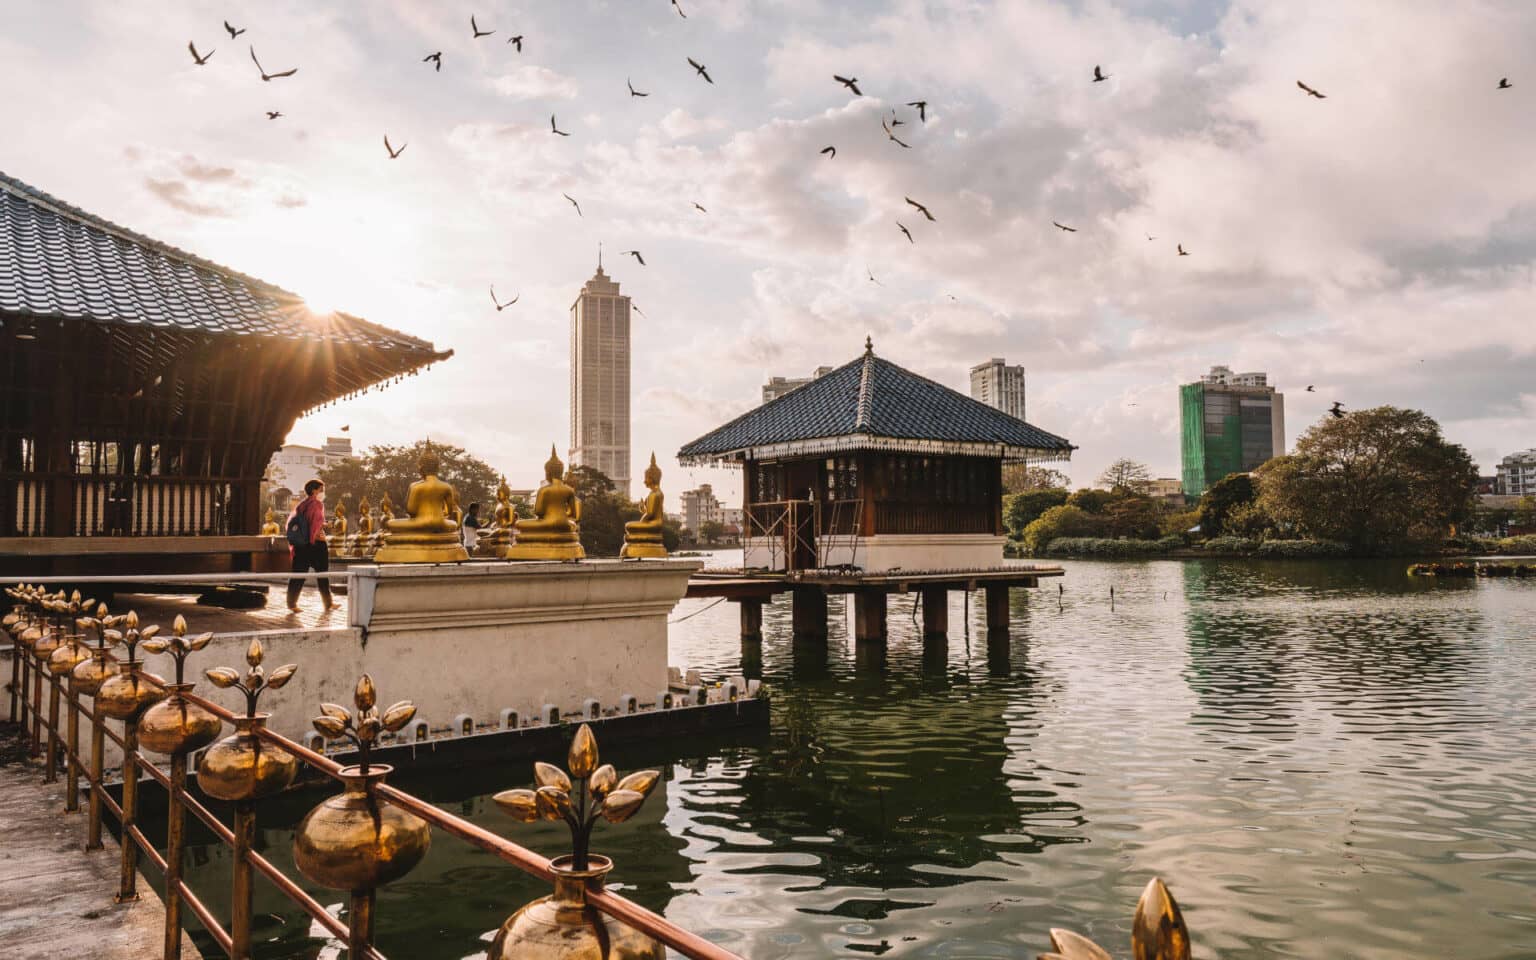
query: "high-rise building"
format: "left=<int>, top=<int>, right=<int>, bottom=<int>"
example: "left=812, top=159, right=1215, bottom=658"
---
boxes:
left=1180, top=365, right=1285, bottom=498
left=570, top=261, right=631, bottom=497
left=1497, top=449, right=1536, bottom=495
left=762, top=366, right=835, bottom=404
left=969, top=358, right=1027, bottom=421
left=680, top=483, right=723, bottom=534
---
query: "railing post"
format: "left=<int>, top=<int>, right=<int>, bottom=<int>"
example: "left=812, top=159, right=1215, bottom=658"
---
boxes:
left=87, top=701, right=105, bottom=850
left=230, top=799, right=256, bottom=959
left=163, top=754, right=188, bottom=960
left=65, top=683, right=81, bottom=812
left=44, top=673, right=60, bottom=783
left=30, top=644, right=44, bottom=755
left=7, top=636, right=18, bottom=722
left=348, top=889, right=375, bottom=957
left=16, top=638, right=30, bottom=739
left=116, top=717, right=142, bottom=902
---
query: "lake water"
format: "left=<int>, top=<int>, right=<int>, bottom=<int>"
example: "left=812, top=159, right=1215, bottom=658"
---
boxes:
left=168, top=556, right=1536, bottom=959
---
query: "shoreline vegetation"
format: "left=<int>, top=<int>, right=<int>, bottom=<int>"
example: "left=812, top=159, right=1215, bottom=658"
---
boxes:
left=1006, top=406, right=1532, bottom=563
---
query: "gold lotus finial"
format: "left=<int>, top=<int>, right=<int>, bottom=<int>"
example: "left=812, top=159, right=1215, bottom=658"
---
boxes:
left=114, top=610, right=161, bottom=668
left=139, top=613, right=214, bottom=686
left=1040, top=878, right=1190, bottom=960
left=310, top=674, right=416, bottom=775
left=205, top=637, right=297, bottom=717
left=492, top=723, right=659, bottom=871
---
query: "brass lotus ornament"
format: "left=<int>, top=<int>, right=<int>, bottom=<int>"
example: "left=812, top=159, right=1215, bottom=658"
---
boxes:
left=488, top=724, right=665, bottom=960
left=71, top=605, right=124, bottom=696
left=138, top=615, right=223, bottom=756
left=95, top=610, right=170, bottom=720
left=196, top=638, right=299, bottom=801
left=293, top=675, right=430, bottom=897
left=1039, top=878, right=1190, bottom=960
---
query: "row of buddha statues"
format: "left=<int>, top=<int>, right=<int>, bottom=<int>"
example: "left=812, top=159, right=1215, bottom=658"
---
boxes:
left=260, top=445, right=669, bottom=563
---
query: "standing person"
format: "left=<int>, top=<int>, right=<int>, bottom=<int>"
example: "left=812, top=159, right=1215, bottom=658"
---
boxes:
left=286, top=479, right=334, bottom=612
left=461, top=501, right=483, bottom=552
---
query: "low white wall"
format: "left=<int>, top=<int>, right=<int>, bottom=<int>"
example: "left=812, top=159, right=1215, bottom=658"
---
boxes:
left=745, top=534, right=1006, bottom=572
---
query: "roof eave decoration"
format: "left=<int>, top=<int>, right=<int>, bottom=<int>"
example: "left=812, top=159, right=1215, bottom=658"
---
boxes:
left=677, top=433, right=1074, bottom=467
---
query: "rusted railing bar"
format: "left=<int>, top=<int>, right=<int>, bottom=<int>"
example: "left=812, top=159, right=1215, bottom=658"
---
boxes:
left=587, top=889, right=741, bottom=960
left=176, top=784, right=237, bottom=846
left=375, top=784, right=556, bottom=881
left=175, top=878, right=234, bottom=956
left=127, top=823, right=168, bottom=873
left=99, top=784, right=124, bottom=821
left=137, top=752, right=171, bottom=790
left=246, top=850, right=387, bottom=959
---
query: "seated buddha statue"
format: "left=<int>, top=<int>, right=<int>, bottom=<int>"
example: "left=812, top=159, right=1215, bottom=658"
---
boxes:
left=505, top=446, right=585, bottom=561
left=477, top=476, right=517, bottom=557
left=374, top=448, right=469, bottom=563
left=621, top=453, right=669, bottom=559
left=354, top=495, right=373, bottom=556
left=330, top=501, right=348, bottom=548
left=260, top=508, right=282, bottom=536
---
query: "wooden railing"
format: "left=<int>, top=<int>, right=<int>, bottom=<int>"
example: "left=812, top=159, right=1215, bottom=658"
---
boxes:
left=873, top=501, right=995, bottom=535
left=1, top=473, right=237, bottom=537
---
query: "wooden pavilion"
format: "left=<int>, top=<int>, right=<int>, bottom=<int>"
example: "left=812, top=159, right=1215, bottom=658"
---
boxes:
left=0, top=171, right=450, bottom=576
left=678, top=339, right=1073, bottom=573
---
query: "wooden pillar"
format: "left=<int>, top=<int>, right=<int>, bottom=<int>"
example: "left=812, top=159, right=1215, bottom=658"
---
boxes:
left=739, top=599, right=763, bottom=644
left=854, top=591, right=887, bottom=644
left=920, top=588, right=948, bottom=641
left=791, top=587, right=827, bottom=641
left=985, top=585, right=1010, bottom=645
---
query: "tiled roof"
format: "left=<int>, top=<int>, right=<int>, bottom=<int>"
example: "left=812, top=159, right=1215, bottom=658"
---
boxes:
left=678, top=345, right=1074, bottom=463
left=0, top=171, right=444, bottom=356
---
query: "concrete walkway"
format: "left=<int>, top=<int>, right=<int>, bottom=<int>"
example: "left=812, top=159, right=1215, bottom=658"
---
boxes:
left=0, top=743, right=201, bottom=959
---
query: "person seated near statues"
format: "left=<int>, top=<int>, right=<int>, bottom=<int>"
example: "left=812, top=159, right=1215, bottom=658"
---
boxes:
left=260, top=508, right=282, bottom=536
left=374, top=447, right=470, bottom=563
left=620, top=453, right=669, bottom=559
left=477, top=476, right=517, bottom=557
left=505, top=446, right=585, bottom=561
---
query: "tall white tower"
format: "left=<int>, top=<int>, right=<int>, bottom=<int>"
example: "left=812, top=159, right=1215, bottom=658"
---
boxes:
left=569, top=259, right=632, bottom=497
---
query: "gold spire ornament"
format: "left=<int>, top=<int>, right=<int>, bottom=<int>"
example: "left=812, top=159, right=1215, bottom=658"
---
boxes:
left=487, top=724, right=663, bottom=959
left=138, top=615, right=223, bottom=756
left=260, top=508, right=282, bottom=536
left=503, top=445, right=585, bottom=561
left=620, top=452, right=669, bottom=559
left=1039, top=878, right=1191, bottom=960
left=375, top=446, right=470, bottom=563
left=196, top=639, right=300, bottom=801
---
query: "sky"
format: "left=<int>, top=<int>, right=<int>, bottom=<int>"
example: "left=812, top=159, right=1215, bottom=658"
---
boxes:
left=4, top=0, right=1534, bottom=502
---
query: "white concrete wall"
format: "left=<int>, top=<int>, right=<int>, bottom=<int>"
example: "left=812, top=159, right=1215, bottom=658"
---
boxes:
left=744, top=534, right=1006, bottom=572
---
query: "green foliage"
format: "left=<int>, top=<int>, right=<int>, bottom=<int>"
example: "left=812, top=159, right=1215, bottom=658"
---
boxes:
left=1096, top=458, right=1153, bottom=494
left=1160, top=509, right=1201, bottom=539
left=1253, top=539, right=1349, bottom=558
left=1002, top=465, right=1072, bottom=494
left=699, top=520, right=726, bottom=544
left=564, top=465, right=616, bottom=500
left=1101, top=495, right=1162, bottom=539
left=1004, top=488, right=1069, bottom=537
left=1223, top=500, right=1276, bottom=539
left=1020, top=504, right=1102, bottom=553
left=1496, top=535, right=1536, bottom=554
left=318, top=441, right=500, bottom=518
left=1202, top=536, right=1259, bottom=554
left=662, top=520, right=683, bottom=553
left=1066, top=488, right=1116, bottom=514
left=1196, top=473, right=1257, bottom=537
left=1041, top=537, right=1165, bottom=558
left=1255, top=407, right=1479, bottom=553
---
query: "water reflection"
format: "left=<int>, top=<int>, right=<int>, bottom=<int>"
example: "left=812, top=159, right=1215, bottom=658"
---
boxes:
left=165, top=559, right=1536, bottom=959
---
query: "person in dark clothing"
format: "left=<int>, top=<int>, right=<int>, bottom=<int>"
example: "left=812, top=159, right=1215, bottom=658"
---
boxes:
left=461, top=501, right=483, bottom=551
left=286, top=479, right=334, bottom=612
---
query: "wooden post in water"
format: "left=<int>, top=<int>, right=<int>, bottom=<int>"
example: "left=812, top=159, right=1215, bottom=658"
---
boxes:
left=791, top=586, right=827, bottom=641
left=921, top=588, right=948, bottom=642
left=854, top=591, right=887, bottom=644
left=739, top=599, right=763, bottom=644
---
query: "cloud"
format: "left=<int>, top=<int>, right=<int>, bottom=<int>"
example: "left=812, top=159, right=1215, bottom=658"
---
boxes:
left=491, top=65, right=579, bottom=100
left=142, top=178, right=232, bottom=217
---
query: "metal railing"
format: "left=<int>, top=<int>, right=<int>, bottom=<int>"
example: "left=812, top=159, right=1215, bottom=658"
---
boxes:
left=3, top=587, right=744, bottom=960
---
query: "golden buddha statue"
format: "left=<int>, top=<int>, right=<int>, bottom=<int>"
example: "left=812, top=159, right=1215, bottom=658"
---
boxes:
left=374, top=448, right=470, bottom=564
left=505, top=446, right=585, bottom=561
left=354, top=495, right=374, bottom=556
left=331, top=501, right=348, bottom=541
left=620, top=453, right=669, bottom=559
left=260, top=508, right=282, bottom=537
left=476, top=476, right=517, bottom=557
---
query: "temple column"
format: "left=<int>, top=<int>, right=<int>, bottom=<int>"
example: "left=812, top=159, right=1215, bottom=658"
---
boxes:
left=985, top=584, right=1011, bottom=672
left=854, top=591, right=887, bottom=644
left=791, top=587, right=827, bottom=642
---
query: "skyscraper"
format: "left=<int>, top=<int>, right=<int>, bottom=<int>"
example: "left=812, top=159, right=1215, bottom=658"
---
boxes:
left=969, top=358, right=1027, bottom=420
left=1179, top=365, right=1285, bottom=498
left=570, top=261, right=631, bottom=497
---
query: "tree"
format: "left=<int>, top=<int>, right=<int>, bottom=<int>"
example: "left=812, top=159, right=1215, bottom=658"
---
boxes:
left=1197, top=473, right=1257, bottom=537
left=319, top=441, right=501, bottom=518
left=1101, top=496, right=1162, bottom=539
left=1002, top=464, right=1072, bottom=494
left=1066, top=488, right=1117, bottom=514
left=699, top=520, right=725, bottom=545
left=1096, top=458, right=1152, bottom=494
left=1020, top=504, right=1102, bottom=553
left=1004, top=488, right=1070, bottom=538
left=1255, top=406, right=1479, bottom=552
left=564, top=465, right=616, bottom=501
left=559, top=464, right=637, bottom=557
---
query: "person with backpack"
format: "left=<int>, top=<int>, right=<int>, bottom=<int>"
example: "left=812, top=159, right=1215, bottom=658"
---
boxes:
left=286, top=479, right=334, bottom=612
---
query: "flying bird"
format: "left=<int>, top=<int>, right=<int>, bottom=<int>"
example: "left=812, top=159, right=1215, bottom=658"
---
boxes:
left=622, top=249, right=646, bottom=266
left=1329, top=401, right=1345, bottom=419
left=1177, top=243, right=1189, bottom=256
left=490, top=285, right=519, bottom=311
left=250, top=46, right=297, bottom=81
left=687, top=57, right=713, bottom=84
left=834, top=75, right=862, bottom=96
left=866, top=267, right=882, bottom=285
left=265, top=110, right=282, bottom=120
left=1305, top=385, right=1316, bottom=392
left=907, top=100, right=927, bottom=121
left=340, top=425, right=350, bottom=432
left=1052, top=221, right=1077, bottom=232
left=904, top=197, right=935, bottom=221
left=628, top=78, right=649, bottom=97
left=1146, top=233, right=1156, bottom=241
left=692, top=202, right=707, bottom=213
left=1498, top=77, right=1512, bottom=89
left=423, top=51, right=441, bottom=71
left=508, top=35, right=523, bottom=51
left=551, top=114, right=570, bottom=136
left=187, top=41, right=214, bottom=66
left=1093, top=65, right=1110, bottom=82
left=820, top=145, right=836, bottom=158
left=383, top=135, right=406, bottom=159
left=224, top=20, right=245, bottom=39
left=562, top=193, right=582, bottom=217
left=1297, top=80, right=1326, bottom=99
left=897, top=222, right=913, bottom=243
left=633, top=303, right=648, bottom=318
left=881, top=118, right=910, bottom=148
left=672, top=0, right=687, bottom=18
left=471, top=15, right=494, bottom=38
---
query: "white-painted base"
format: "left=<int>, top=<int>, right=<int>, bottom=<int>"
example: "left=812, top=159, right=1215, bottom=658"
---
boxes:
left=743, top=534, right=1006, bottom=572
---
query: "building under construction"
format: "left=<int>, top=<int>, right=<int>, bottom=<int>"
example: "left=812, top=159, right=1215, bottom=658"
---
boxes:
left=1180, top=365, right=1285, bottom=498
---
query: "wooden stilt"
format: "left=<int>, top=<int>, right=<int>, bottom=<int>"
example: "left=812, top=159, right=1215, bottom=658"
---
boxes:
left=854, top=591, right=887, bottom=644
left=791, top=587, right=827, bottom=641
left=920, top=588, right=948, bottom=641
left=985, top=585, right=1010, bottom=645
left=739, top=599, right=763, bottom=644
